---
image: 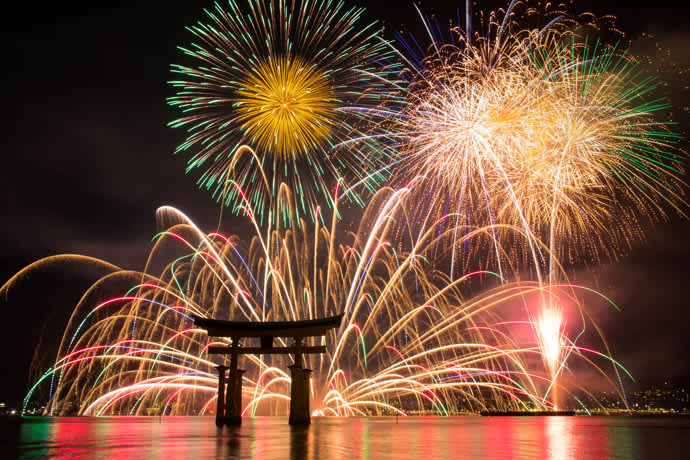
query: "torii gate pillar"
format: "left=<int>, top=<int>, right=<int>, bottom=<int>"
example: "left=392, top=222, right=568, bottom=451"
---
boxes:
left=215, top=365, right=227, bottom=427
left=289, top=365, right=312, bottom=425
left=225, top=368, right=245, bottom=425
left=289, top=336, right=312, bottom=425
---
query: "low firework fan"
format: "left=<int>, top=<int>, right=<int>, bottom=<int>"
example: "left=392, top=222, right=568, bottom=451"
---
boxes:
left=14, top=188, right=631, bottom=417
left=168, top=0, right=400, bottom=225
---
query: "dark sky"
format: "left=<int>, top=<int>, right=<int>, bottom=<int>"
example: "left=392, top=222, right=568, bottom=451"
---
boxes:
left=2, top=0, right=690, bottom=405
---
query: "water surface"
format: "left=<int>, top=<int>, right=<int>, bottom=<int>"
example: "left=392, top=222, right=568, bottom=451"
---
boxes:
left=2, top=415, right=688, bottom=459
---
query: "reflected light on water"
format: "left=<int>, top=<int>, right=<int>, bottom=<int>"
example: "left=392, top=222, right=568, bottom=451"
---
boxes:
left=6, top=415, right=689, bottom=460
left=546, top=416, right=577, bottom=460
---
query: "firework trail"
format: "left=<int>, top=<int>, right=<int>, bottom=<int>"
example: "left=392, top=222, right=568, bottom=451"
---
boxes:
left=8, top=187, right=629, bottom=416
left=168, top=0, right=401, bottom=225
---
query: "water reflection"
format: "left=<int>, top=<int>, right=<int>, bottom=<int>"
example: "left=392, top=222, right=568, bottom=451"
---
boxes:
left=545, top=416, right=577, bottom=460
left=6, top=415, right=689, bottom=459
left=289, top=425, right=311, bottom=460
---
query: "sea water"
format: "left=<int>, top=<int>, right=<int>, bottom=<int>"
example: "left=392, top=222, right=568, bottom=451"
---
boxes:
left=2, top=415, right=688, bottom=459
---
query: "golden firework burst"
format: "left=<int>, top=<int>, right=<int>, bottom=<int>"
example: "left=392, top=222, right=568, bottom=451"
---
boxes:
left=235, top=56, right=336, bottom=158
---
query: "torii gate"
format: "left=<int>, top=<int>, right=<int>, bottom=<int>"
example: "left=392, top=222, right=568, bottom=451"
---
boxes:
left=193, top=314, right=343, bottom=425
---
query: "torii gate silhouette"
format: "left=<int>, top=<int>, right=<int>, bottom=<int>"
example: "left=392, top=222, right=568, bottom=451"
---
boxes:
left=193, top=314, right=343, bottom=425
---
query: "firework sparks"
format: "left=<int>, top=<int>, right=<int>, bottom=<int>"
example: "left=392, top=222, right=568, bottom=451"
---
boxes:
left=536, top=305, right=564, bottom=408
left=5, top=0, right=682, bottom=419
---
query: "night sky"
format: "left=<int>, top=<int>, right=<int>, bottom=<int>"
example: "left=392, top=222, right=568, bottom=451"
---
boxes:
left=2, top=0, right=690, bottom=406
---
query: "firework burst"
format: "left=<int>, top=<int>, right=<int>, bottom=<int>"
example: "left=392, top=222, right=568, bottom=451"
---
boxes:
left=168, top=0, right=399, bottom=224
left=234, top=56, right=335, bottom=158
left=363, top=1, right=686, bottom=272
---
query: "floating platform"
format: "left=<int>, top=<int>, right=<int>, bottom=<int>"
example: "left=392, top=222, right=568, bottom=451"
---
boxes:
left=480, top=410, right=576, bottom=416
